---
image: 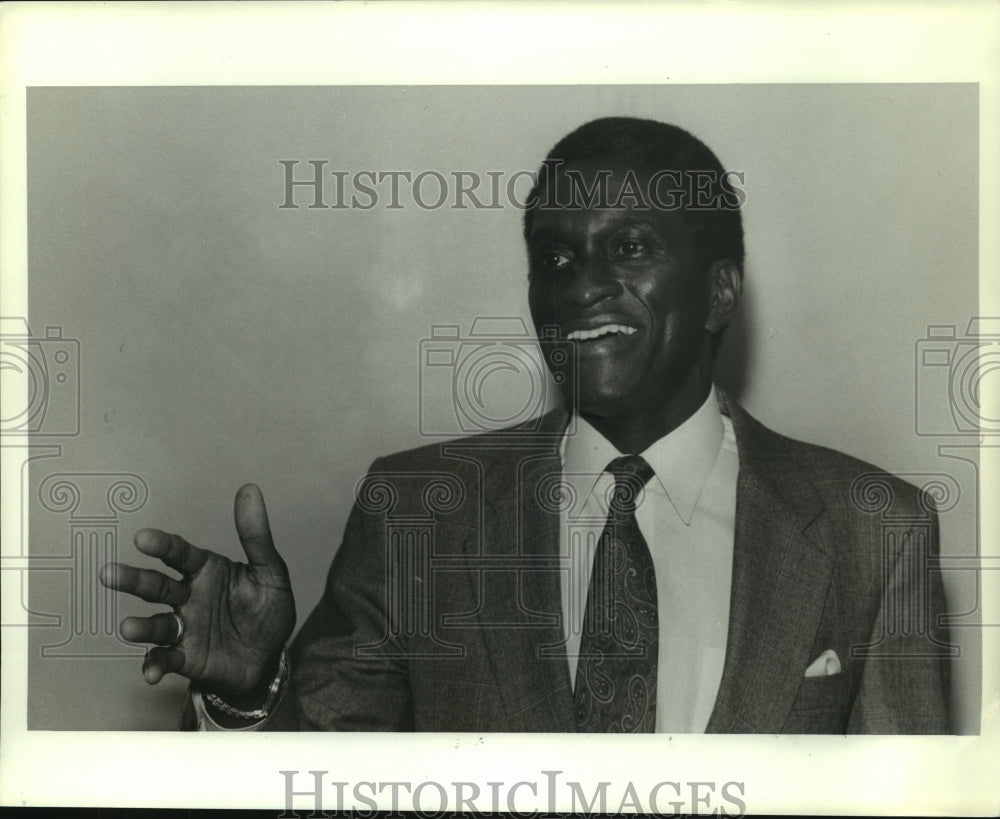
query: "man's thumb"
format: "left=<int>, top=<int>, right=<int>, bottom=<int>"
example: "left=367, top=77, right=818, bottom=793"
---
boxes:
left=234, top=483, right=280, bottom=567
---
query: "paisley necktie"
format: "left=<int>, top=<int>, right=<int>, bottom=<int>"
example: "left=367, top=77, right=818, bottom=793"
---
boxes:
left=574, top=454, right=658, bottom=732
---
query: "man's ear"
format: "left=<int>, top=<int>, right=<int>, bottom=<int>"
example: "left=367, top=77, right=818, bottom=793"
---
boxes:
left=705, top=259, right=742, bottom=333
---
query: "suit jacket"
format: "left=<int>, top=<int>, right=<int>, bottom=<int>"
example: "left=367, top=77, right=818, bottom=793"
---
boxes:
left=202, top=391, right=951, bottom=733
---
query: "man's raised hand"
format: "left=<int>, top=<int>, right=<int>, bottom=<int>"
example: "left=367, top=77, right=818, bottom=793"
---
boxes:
left=99, top=484, right=296, bottom=699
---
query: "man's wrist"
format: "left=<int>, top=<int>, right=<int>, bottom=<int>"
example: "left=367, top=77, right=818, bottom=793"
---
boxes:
left=201, top=648, right=288, bottom=724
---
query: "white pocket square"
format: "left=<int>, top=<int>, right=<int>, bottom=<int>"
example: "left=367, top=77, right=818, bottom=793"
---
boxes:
left=804, top=649, right=841, bottom=677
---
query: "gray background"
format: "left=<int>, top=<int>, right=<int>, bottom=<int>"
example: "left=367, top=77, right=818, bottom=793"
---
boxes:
left=22, top=84, right=980, bottom=732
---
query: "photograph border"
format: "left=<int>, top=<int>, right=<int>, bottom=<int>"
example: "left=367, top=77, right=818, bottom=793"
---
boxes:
left=1, top=2, right=997, bottom=814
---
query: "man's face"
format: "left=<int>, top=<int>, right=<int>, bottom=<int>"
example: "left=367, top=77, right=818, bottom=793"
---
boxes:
left=527, top=158, right=720, bottom=422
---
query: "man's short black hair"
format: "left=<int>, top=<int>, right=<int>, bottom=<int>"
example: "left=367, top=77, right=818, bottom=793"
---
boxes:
left=522, top=116, right=745, bottom=276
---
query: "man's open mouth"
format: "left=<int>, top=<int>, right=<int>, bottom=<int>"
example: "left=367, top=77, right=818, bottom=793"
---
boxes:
left=565, top=324, right=639, bottom=341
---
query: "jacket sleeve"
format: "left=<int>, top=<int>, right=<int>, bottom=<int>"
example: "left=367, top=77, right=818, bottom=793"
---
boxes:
left=268, top=458, right=414, bottom=731
left=848, top=500, right=952, bottom=733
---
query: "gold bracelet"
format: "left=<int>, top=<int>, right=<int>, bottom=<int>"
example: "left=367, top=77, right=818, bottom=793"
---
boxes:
left=203, top=648, right=288, bottom=721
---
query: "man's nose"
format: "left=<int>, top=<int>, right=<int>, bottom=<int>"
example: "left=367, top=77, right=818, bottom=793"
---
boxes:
left=564, top=257, right=620, bottom=308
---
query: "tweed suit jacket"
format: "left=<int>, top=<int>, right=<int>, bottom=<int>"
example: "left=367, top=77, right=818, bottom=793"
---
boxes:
left=200, top=391, right=950, bottom=733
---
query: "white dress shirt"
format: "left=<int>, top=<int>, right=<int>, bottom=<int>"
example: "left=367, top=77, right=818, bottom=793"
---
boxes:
left=558, top=386, right=739, bottom=733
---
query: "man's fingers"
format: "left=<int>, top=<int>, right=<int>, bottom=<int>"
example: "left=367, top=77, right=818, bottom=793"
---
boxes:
left=120, top=613, right=183, bottom=646
left=142, top=646, right=185, bottom=685
left=134, top=528, right=209, bottom=576
left=233, top=483, right=282, bottom=568
left=99, top=563, right=189, bottom=607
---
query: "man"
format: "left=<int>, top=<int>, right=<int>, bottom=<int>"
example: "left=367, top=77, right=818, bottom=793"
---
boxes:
left=100, top=117, right=951, bottom=733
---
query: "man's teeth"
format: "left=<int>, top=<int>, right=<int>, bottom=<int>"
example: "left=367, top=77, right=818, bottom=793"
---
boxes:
left=565, top=324, right=638, bottom=341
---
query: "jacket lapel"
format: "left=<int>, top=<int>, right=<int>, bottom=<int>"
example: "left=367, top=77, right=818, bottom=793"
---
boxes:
left=465, top=412, right=577, bottom=731
left=706, top=392, right=834, bottom=733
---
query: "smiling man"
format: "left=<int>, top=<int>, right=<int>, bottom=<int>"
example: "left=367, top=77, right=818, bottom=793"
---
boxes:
left=101, top=117, right=951, bottom=734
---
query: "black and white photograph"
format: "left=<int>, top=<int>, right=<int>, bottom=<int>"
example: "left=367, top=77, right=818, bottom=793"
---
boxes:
left=1, top=2, right=997, bottom=815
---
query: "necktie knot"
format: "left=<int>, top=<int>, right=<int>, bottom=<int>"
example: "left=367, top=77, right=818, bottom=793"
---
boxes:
left=605, top=455, right=654, bottom=517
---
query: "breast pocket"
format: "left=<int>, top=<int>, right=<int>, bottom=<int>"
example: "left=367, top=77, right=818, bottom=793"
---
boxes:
left=782, top=671, right=856, bottom=733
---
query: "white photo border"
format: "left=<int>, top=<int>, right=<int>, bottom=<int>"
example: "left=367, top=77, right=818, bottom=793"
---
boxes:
left=1, top=1, right=998, bottom=815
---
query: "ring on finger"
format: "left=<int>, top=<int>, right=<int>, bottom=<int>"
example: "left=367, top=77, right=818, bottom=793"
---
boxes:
left=171, top=612, right=186, bottom=645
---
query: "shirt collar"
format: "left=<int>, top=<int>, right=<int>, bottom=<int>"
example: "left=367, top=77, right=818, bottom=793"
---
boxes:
left=560, top=386, right=725, bottom=525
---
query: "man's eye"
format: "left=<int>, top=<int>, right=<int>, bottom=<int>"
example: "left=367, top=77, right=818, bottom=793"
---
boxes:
left=614, top=240, right=646, bottom=259
left=536, top=251, right=570, bottom=270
